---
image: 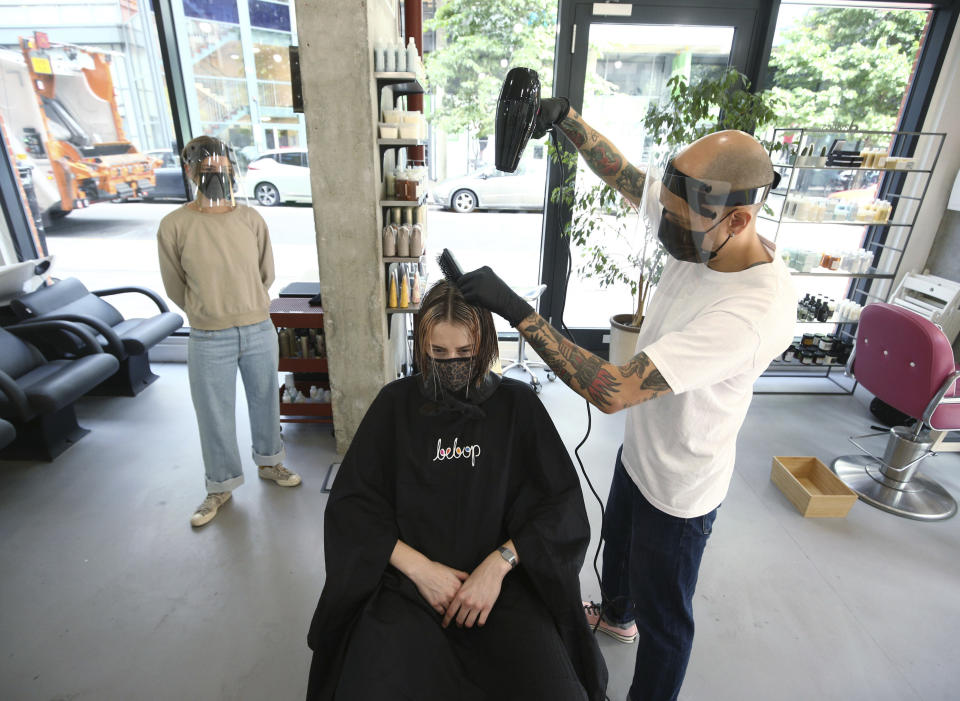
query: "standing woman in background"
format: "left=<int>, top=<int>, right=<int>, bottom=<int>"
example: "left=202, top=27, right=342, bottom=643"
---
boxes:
left=157, top=136, right=301, bottom=528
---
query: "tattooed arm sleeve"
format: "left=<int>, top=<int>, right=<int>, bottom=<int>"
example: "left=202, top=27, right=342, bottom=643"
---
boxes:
left=556, top=107, right=647, bottom=207
left=516, top=312, right=670, bottom=413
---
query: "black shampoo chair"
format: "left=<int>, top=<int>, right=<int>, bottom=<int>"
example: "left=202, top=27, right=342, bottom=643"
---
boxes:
left=0, top=418, right=15, bottom=452
left=0, top=321, right=119, bottom=460
left=9, top=278, right=183, bottom=395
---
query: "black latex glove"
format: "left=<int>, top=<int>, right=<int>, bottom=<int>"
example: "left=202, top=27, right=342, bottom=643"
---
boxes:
left=457, top=267, right=534, bottom=328
left=532, top=97, right=570, bottom=139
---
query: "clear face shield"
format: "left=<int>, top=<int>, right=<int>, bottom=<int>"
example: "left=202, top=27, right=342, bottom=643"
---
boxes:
left=642, top=150, right=780, bottom=266
left=182, top=138, right=243, bottom=212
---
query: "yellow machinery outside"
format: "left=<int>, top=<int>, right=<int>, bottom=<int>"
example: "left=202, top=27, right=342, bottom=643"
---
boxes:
left=0, top=32, right=159, bottom=221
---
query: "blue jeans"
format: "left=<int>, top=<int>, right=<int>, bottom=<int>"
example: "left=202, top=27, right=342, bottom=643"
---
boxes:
left=601, top=447, right=718, bottom=701
left=187, top=319, right=284, bottom=493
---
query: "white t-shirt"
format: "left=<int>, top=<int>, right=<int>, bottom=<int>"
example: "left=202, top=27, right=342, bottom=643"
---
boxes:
left=622, top=241, right=796, bottom=518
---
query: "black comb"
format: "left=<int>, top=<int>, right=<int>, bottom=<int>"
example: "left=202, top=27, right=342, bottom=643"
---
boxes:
left=437, top=248, right=464, bottom=283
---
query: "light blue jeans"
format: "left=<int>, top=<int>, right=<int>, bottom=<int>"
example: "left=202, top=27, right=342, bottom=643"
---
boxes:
left=188, top=319, right=284, bottom=493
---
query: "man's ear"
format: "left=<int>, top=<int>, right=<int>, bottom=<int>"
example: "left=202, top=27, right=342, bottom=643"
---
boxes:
left=728, top=208, right=753, bottom=235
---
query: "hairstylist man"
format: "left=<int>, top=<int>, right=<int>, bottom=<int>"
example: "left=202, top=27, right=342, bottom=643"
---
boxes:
left=458, top=100, right=796, bottom=701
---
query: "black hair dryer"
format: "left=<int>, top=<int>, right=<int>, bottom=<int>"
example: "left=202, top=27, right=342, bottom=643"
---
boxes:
left=494, top=67, right=540, bottom=173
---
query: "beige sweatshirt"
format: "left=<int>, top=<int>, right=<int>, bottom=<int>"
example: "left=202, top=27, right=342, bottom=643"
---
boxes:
left=157, top=204, right=275, bottom=330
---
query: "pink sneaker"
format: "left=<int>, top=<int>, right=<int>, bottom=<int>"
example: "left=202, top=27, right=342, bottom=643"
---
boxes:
left=583, top=600, right=638, bottom=643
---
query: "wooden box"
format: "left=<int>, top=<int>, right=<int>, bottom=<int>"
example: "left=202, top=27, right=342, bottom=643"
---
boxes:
left=770, top=456, right=858, bottom=518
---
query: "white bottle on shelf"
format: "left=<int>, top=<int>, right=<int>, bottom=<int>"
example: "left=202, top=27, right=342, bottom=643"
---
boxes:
left=385, top=41, right=395, bottom=72
left=406, top=38, right=418, bottom=77
left=395, top=39, right=406, bottom=72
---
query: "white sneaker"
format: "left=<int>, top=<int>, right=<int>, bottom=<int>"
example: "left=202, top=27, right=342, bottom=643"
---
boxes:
left=258, top=463, right=301, bottom=487
left=190, top=491, right=232, bottom=527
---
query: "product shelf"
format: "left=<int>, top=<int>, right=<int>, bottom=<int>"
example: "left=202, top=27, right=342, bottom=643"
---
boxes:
left=759, top=216, right=906, bottom=227
left=761, top=126, right=947, bottom=394
left=386, top=302, right=422, bottom=315
left=378, top=138, right=427, bottom=148
left=278, top=357, right=328, bottom=373
left=383, top=255, right=426, bottom=263
left=789, top=271, right=894, bottom=279
left=379, top=194, right=428, bottom=207
left=774, top=164, right=932, bottom=173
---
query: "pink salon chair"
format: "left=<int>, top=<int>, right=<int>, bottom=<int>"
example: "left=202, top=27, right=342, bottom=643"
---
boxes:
left=832, top=302, right=960, bottom=520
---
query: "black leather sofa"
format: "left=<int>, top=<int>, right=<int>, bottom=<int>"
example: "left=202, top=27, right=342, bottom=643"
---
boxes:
left=0, top=418, right=14, bottom=452
left=0, top=320, right=119, bottom=460
left=9, top=278, right=183, bottom=396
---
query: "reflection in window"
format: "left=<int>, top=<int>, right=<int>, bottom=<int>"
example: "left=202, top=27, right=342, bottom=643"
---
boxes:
left=249, top=0, right=291, bottom=32
left=252, top=31, right=290, bottom=81
left=184, top=0, right=240, bottom=24
left=187, top=19, right=245, bottom=78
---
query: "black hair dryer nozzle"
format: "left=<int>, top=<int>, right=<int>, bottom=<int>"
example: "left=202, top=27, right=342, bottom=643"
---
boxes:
left=495, top=67, right=540, bottom=174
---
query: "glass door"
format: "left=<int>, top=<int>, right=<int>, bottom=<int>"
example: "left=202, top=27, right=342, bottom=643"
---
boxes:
left=542, top=1, right=767, bottom=352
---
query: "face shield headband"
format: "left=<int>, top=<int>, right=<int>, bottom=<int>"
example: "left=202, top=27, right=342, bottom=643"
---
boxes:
left=661, top=160, right=781, bottom=218
left=652, top=159, right=781, bottom=264
left=183, top=140, right=239, bottom=208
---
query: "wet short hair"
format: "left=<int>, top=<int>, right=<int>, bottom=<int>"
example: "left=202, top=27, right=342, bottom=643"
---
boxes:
left=181, top=135, right=234, bottom=182
left=414, top=280, right=498, bottom=386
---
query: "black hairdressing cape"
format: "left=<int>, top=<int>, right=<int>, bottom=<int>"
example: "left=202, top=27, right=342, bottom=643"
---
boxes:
left=306, top=374, right=607, bottom=700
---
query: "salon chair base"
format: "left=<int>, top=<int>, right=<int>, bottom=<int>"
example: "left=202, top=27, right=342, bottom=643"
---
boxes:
left=89, top=353, right=159, bottom=397
left=501, top=335, right=556, bottom=393
left=832, top=454, right=957, bottom=521
left=0, top=405, right=90, bottom=462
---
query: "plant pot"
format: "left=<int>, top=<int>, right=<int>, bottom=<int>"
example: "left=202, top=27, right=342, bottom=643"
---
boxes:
left=609, top=313, right=642, bottom=366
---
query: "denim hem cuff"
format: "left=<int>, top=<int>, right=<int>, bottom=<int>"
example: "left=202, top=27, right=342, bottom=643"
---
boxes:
left=206, top=473, right=245, bottom=493
left=252, top=445, right=285, bottom=466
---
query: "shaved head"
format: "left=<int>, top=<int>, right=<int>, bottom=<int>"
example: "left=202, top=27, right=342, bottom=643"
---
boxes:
left=674, top=130, right=774, bottom=192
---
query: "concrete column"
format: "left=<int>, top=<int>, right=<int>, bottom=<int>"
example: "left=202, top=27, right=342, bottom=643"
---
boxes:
left=295, top=0, right=392, bottom=453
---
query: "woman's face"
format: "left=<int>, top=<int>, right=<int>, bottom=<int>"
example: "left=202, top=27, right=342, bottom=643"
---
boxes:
left=427, top=321, right=474, bottom=359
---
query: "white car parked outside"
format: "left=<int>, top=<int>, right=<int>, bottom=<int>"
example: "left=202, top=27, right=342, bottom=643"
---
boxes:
left=242, top=148, right=312, bottom=206
left=430, top=158, right=548, bottom=213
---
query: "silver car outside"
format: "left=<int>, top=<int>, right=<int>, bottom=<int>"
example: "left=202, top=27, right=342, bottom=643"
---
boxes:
left=430, top=159, right=547, bottom=213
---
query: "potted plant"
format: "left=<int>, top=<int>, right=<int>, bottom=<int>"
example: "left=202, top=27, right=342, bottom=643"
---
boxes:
left=551, top=67, right=779, bottom=363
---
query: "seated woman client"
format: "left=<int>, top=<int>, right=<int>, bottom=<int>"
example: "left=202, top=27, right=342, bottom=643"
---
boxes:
left=306, top=280, right=606, bottom=700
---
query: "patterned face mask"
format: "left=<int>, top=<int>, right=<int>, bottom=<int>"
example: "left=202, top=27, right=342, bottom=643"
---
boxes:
left=430, top=356, right=474, bottom=392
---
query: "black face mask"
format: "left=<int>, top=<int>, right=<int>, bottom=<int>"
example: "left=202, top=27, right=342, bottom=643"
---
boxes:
left=430, top=356, right=474, bottom=392
left=657, top=208, right=736, bottom=263
left=199, top=171, right=231, bottom=201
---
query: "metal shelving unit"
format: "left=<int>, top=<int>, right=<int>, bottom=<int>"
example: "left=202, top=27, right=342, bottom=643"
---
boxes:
left=756, top=127, right=946, bottom=395
left=375, top=72, right=428, bottom=374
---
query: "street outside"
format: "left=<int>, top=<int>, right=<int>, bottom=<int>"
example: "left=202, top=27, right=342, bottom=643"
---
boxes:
left=41, top=200, right=634, bottom=331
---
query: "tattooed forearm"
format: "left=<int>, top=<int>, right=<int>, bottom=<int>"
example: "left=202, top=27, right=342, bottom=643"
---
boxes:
left=520, top=316, right=672, bottom=412
left=621, top=353, right=670, bottom=400
left=583, top=142, right=623, bottom=177
left=621, top=353, right=652, bottom=378
left=559, top=117, right=587, bottom=148
left=523, top=318, right=621, bottom=410
left=614, top=165, right=646, bottom=203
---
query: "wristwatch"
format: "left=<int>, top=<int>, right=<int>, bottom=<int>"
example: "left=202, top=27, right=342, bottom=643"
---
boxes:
left=497, top=546, right=518, bottom=569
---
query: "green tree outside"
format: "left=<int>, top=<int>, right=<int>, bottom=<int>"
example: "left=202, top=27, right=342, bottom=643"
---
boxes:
left=765, top=8, right=928, bottom=132
left=425, top=0, right=557, bottom=139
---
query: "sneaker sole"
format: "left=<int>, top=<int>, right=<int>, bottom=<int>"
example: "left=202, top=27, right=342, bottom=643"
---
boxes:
left=190, top=493, right=231, bottom=527
left=258, top=473, right=301, bottom=487
left=595, top=626, right=638, bottom=644
left=584, top=603, right=638, bottom=644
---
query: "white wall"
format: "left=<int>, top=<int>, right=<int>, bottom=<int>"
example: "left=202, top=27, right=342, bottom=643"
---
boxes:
left=887, top=21, right=960, bottom=297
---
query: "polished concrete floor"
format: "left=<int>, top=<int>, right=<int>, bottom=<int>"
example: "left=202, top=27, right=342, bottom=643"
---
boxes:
left=1, top=362, right=958, bottom=700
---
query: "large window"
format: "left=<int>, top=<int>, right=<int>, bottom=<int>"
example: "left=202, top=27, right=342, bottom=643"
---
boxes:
left=422, top=1, right=558, bottom=334
left=760, top=3, right=932, bottom=311
left=0, top=0, right=316, bottom=323
left=563, top=22, right=738, bottom=328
